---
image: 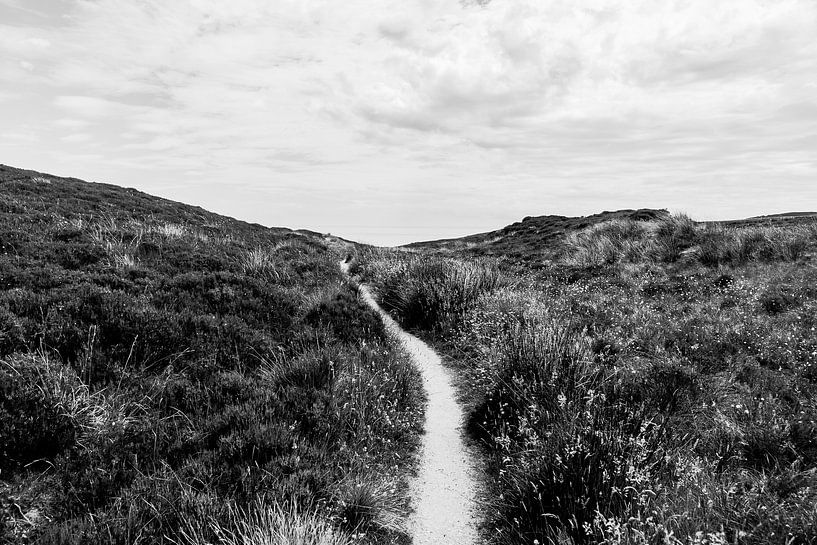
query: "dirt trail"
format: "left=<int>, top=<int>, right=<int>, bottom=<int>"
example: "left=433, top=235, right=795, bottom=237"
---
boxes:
left=342, top=261, right=480, bottom=544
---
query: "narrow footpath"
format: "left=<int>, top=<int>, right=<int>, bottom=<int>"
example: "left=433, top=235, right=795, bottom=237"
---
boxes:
left=343, top=261, right=481, bottom=544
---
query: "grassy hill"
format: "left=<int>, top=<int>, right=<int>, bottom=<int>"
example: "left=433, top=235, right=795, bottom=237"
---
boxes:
left=0, top=165, right=422, bottom=544
left=406, top=209, right=817, bottom=268
left=360, top=211, right=817, bottom=544
left=404, top=209, right=669, bottom=262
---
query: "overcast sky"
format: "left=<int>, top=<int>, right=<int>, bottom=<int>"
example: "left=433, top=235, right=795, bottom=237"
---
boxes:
left=1, top=0, right=816, bottom=245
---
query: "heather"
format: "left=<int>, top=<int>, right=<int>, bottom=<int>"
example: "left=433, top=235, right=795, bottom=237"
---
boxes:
left=361, top=214, right=817, bottom=545
left=0, top=166, right=423, bottom=544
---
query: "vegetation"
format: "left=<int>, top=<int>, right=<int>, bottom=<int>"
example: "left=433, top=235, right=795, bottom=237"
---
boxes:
left=361, top=213, right=817, bottom=545
left=0, top=165, right=423, bottom=544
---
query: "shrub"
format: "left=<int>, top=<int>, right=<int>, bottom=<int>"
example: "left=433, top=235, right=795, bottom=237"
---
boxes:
left=362, top=221, right=817, bottom=545
left=179, top=500, right=352, bottom=545
left=331, top=479, right=404, bottom=534
left=371, top=254, right=501, bottom=333
left=259, top=345, right=338, bottom=391
left=55, top=243, right=106, bottom=270
left=0, top=165, right=422, bottom=544
left=0, top=306, right=25, bottom=355
left=562, top=220, right=652, bottom=267
left=241, top=247, right=283, bottom=280
left=759, top=285, right=800, bottom=314
left=303, top=288, right=385, bottom=344
left=0, top=356, right=78, bottom=470
left=654, top=213, right=699, bottom=262
left=614, top=358, right=700, bottom=415
left=466, top=318, right=668, bottom=543
left=698, top=224, right=815, bottom=266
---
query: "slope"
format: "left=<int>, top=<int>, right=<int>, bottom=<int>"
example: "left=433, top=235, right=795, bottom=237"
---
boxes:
left=405, top=209, right=669, bottom=264
left=0, top=165, right=423, bottom=544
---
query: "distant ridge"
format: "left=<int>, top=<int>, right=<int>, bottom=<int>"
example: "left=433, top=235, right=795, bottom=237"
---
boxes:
left=0, top=163, right=330, bottom=239
left=748, top=212, right=817, bottom=219
left=718, top=211, right=817, bottom=228
left=405, top=208, right=817, bottom=264
left=404, top=209, right=669, bottom=263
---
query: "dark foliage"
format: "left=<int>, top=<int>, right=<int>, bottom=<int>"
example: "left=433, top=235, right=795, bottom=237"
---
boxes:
left=364, top=219, right=817, bottom=544
left=303, top=287, right=386, bottom=343
left=0, top=165, right=422, bottom=544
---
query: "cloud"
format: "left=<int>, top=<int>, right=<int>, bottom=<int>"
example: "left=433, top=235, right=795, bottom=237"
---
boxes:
left=0, top=131, right=38, bottom=143
left=60, top=132, right=92, bottom=143
left=53, top=95, right=144, bottom=118
left=0, top=0, right=815, bottom=244
left=352, top=0, right=817, bottom=133
left=54, top=117, right=92, bottom=129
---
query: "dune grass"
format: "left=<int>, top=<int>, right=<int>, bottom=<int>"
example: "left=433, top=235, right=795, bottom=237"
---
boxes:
left=361, top=215, right=817, bottom=545
left=361, top=250, right=501, bottom=333
left=0, top=166, right=423, bottom=544
left=561, top=214, right=816, bottom=268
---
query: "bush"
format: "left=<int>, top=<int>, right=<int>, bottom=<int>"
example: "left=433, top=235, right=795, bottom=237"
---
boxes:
left=331, top=479, right=403, bottom=534
left=614, top=358, right=700, bottom=415
left=698, top=224, right=814, bottom=266
left=361, top=237, right=817, bottom=544
left=0, top=306, right=25, bottom=355
left=179, top=499, right=353, bottom=545
left=654, top=213, right=699, bottom=262
left=0, top=354, right=79, bottom=470
left=759, top=285, right=800, bottom=314
left=562, top=220, right=653, bottom=267
left=465, top=318, right=669, bottom=543
left=371, top=254, right=500, bottom=333
left=303, top=287, right=385, bottom=343
left=0, top=165, right=422, bottom=544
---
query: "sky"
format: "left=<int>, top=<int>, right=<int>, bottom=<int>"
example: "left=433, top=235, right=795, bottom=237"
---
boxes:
left=1, top=0, right=816, bottom=245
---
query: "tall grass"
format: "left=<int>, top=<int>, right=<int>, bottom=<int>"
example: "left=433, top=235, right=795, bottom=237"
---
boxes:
left=653, top=213, right=699, bottom=262
left=330, top=479, right=405, bottom=535
left=1, top=165, right=429, bottom=544
left=366, top=252, right=501, bottom=333
left=179, top=500, right=352, bottom=545
left=562, top=219, right=654, bottom=267
left=561, top=214, right=816, bottom=267
left=470, top=319, right=668, bottom=544
left=361, top=225, right=817, bottom=544
left=241, top=247, right=284, bottom=279
left=697, top=224, right=815, bottom=266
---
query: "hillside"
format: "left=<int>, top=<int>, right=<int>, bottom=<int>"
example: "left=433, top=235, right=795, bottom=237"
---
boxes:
left=361, top=212, right=817, bottom=544
left=0, top=165, right=422, bottom=544
left=405, top=209, right=669, bottom=263
left=406, top=208, right=817, bottom=267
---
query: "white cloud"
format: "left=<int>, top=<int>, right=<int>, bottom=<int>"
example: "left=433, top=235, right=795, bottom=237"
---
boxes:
left=0, top=131, right=38, bottom=143
left=60, top=132, right=92, bottom=143
left=53, top=95, right=129, bottom=117
left=0, top=0, right=815, bottom=244
left=54, top=117, right=92, bottom=129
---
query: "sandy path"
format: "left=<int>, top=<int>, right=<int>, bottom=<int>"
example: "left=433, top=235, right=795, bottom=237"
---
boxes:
left=351, top=275, right=481, bottom=545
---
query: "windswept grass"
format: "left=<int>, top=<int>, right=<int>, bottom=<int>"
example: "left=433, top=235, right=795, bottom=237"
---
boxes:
left=561, top=213, right=816, bottom=267
left=362, top=213, right=817, bottom=545
left=241, top=247, right=285, bottom=279
left=179, top=500, right=352, bottom=545
left=363, top=250, right=501, bottom=333
left=0, top=165, right=423, bottom=544
left=696, top=224, right=815, bottom=266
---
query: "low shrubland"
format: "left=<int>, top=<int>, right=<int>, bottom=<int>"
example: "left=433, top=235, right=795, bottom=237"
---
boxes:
left=361, top=250, right=501, bottom=333
left=0, top=166, right=423, bottom=544
left=561, top=214, right=816, bottom=267
left=362, top=214, right=817, bottom=544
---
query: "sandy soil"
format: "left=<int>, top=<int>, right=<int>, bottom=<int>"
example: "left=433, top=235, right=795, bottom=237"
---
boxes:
left=354, top=278, right=482, bottom=545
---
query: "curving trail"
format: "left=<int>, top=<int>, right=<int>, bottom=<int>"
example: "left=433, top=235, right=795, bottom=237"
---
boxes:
left=343, top=260, right=481, bottom=545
